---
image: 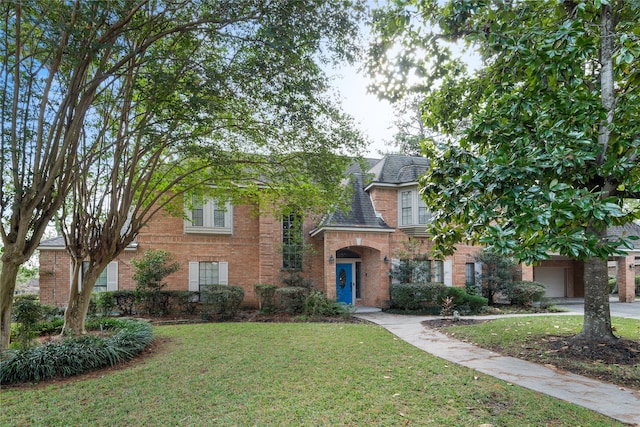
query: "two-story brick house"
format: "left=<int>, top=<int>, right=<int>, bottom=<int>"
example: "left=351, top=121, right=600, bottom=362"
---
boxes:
left=38, top=154, right=485, bottom=309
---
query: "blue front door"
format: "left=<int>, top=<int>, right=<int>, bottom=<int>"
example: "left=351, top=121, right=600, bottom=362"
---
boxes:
left=336, top=263, right=353, bottom=305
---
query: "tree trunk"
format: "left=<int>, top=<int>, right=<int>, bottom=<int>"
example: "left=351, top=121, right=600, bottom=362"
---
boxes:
left=62, top=259, right=107, bottom=336
left=0, top=261, right=21, bottom=350
left=575, top=257, right=617, bottom=342
left=63, top=289, right=92, bottom=336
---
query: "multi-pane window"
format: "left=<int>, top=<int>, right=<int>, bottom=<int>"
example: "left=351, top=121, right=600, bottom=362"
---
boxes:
left=188, top=261, right=228, bottom=301
left=185, top=198, right=233, bottom=234
left=433, top=260, right=444, bottom=283
left=282, top=213, right=303, bottom=270
left=199, top=262, right=220, bottom=287
left=213, top=202, right=227, bottom=228
left=192, top=200, right=204, bottom=227
left=401, top=191, right=413, bottom=225
left=399, top=188, right=432, bottom=226
left=418, top=197, right=431, bottom=224
left=465, top=262, right=476, bottom=285
left=81, top=261, right=117, bottom=292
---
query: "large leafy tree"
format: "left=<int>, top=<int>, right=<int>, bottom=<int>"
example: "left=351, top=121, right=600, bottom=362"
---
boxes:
left=370, top=1, right=640, bottom=341
left=1, top=0, right=366, bottom=347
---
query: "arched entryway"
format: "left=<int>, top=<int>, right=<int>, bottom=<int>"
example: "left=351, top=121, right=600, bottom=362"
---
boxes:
left=331, top=246, right=385, bottom=307
left=335, top=248, right=361, bottom=305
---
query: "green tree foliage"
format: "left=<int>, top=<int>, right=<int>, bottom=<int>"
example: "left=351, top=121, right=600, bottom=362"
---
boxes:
left=475, top=249, right=518, bottom=305
left=0, top=0, right=367, bottom=344
left=132, top=249, right=181, bottom=316
left=369, top=1, right=640, bottom=341
left=132, top=250, right=181, bottom=292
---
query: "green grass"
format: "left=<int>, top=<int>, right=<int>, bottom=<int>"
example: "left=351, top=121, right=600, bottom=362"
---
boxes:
left=1, top=322, right=623, bottom=426
left=439, top=315, right=640, bottom=388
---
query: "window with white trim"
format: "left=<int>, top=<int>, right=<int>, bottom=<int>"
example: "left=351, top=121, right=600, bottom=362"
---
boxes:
left=188, top=261, right=229, bottom=294
left=465, top=263, right=476, bottom=285
left=80, top=261, right=118, bottom=292
left=401, top=191, right=413, bottom=225
left=398, top=188, right=432, bottom=226
left=433, top=260, right=444, bottom=284
left=185, top=198, right=233, bottom=234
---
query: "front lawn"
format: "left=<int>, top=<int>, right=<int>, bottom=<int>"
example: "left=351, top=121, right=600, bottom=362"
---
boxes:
left=427, top=315, right=640, bottom=389
left=1, top=322, right=622, bottom=426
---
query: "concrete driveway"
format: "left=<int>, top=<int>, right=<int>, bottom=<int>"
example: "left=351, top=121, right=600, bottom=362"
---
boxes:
left=554, top=296, right=640, bottom=320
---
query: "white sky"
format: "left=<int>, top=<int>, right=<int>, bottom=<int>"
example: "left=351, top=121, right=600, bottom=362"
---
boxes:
left=330, top=64, right=396, bottom=158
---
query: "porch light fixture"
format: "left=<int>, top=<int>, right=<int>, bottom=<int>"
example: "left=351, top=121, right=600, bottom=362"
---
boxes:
left=383, top=256, right=389, bottom=264
left=630, top=264, right=635, bottom=270
left=329, top=255, right=335, bottom=264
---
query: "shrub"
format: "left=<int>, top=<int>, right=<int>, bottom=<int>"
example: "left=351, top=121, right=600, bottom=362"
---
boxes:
left=132, top=249, right=181, bottom=315
left=445, top=287, right=488, bottom=315
left=12, top=294, right=43, bottom=349
left=276, top=287, right=309, bottom=314
left=635, top=276, right=640, bottom=296
left=40, top=304, right=64, bottom=321
left=34, top=318, right=64, bottom=336
left=165, top=291, right=199, bottom=315
left=279, top=271, right=313, bottom=288
left=303, top=290, right=351, bottom=317
left=201, top=285, right=244, bottom=320
left=96, top=292, right=116, bottom=317
left=113, top=290, right=136, bottom=315
left=507, top=281, right=546, bottom=307
left=390, top=283, right=448, bottom=311
left=608, top=276, right=617, bottom=294
left=254, top=284, right=278, bottom=313
left=0, top=319, right=153, bottom=385
left=464, top=294, right=489, bottom=313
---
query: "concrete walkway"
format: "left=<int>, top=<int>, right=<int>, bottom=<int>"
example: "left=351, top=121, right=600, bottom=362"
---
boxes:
left=354, top=309, right=640, bottom=426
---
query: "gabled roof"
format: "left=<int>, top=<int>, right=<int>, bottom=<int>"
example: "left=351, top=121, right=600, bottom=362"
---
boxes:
left=310, top=158, right=394, bottom=236
left=311, top=155, right=431, bottom=236
left=366, top=154, right=430, bottom=186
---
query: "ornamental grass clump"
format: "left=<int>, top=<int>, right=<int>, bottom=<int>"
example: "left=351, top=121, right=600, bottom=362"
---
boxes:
left=0, top=319, right=153, bottom=385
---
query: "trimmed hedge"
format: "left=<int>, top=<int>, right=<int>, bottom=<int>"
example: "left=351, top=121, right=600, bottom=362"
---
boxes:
left=200, top=285, right=244, bottom=320
left=0, top=319, right=153, bottom=385
left=390, top=283, right=449, bottom=311
left=507, top=281, right=546, bottom=307
left=276, top=287, right=309, bottom=314
left=254, top=284, right=278, bottom=313
left=390, top=283, right=487, bottom=314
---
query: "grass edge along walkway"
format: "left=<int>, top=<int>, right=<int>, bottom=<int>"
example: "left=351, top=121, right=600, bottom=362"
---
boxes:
left=355, top=312, right=640, bottom=426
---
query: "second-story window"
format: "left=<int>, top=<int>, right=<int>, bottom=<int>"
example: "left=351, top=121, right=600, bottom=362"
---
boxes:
left=401, top=191, right=413, bottom=225
left=399, top=188, right=432, bottom=227
left=185, top=197, right=233, bottom=234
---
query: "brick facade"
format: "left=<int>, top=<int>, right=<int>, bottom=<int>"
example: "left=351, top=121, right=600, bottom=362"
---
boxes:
left=38, top=156, right=487, bottom=308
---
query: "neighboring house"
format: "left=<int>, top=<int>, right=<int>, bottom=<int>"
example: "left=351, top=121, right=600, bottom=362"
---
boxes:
left=39, top=154, right=482, bottom=309
left=521, top=223, right=640, bottom=302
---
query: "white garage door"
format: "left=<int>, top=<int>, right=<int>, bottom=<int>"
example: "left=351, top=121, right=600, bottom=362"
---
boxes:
left=534, top=267, right=566, bottom=297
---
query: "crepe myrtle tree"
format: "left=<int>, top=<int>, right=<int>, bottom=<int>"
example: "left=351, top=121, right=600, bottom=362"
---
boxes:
left=2, top=0, right=367, bottom=344
left=369, top=0, right=640, bottom=342
left=56, top=0, right=367, bottom=336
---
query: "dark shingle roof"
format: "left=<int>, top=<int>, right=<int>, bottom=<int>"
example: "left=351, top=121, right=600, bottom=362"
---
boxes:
left=38, top=236, right=65, bottom=248
left=318, top=171, right=392, bottom=230
left=368, top=154, right=430, bottom=185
